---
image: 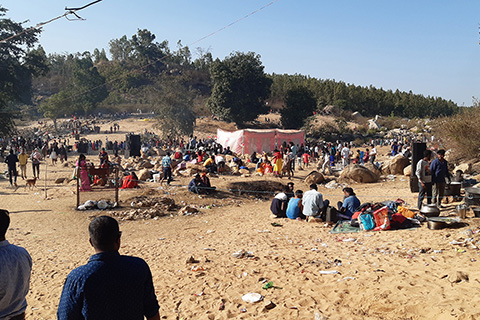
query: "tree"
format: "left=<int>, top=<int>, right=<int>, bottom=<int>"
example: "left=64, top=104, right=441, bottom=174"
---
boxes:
left=280, top=86, right=317, bottom=129
left=39, top=91, right=75, bottom=131
left=154, top=79, right=196, bottom=137
left=0, top=6, right=46, bottom=136
left=70, top=55, right=108, bottom=114
left=207, top=51, right=272, bottom=126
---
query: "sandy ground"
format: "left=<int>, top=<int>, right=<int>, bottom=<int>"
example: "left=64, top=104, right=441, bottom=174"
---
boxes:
left=3, top=118, right=480, bottom=320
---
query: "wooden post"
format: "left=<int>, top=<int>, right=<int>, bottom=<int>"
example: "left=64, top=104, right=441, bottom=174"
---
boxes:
left=44, top=160, right=47, bottom=199
left=115, top=167, right=119, bottom=205
left=76, top=167, right=80, bottom=208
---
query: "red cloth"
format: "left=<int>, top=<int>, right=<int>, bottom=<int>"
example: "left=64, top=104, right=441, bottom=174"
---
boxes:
left=120, top=175, right=138, bottom=189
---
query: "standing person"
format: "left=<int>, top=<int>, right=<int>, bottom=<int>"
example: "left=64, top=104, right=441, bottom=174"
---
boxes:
left=160, top=152, right=173, bottom=185
left=363, top=148, right=370, bottom=164
left=272, top=149, right=283, bottom=177
left=50, top=147, right=58, bottom=165
left=77, top=154, right=91, bottom=192
left=5, top=149, right=18, bottom=188
left=370, top=145, right=377, bottom=164
left=430, top=149, right=450, bottom=207
left=341, top=144, right=350, bottom=168
left=322, top=149, right=330, bottom=174
left=302, top=184, right=329, bottom=221
left=18, top=148, right=29, bottom=180
left=31, top=148, right=41, bottom=178
left=57, top=216, right=160, bottom=320
left=98, top=147, right=109, bottom=167
left=416, top=150, right=433, bottom=209
left=0, top=209, right=32, bottom=320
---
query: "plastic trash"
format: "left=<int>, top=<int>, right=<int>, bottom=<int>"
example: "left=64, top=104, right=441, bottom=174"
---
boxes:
left=242, top=292, right=264, bottom=303
left=319, top=270, right=340, bottom=275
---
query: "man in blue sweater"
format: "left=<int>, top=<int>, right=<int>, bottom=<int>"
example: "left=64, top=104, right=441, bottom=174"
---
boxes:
left=430, top=149, right=451, bottom=207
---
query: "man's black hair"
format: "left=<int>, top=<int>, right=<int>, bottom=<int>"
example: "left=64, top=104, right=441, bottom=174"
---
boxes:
left=89, top=216, right=121, bottom=251
left=309, top=184, right=317, bottom=190
left=343, top=187, right=355, bottom=196
left=437, top=149, right=446, bottom=156
left=295, top=190, right=303, bottom=196
left=424, top=150, right=432, bottom=158
left=0, top=209, right=10, bottom=240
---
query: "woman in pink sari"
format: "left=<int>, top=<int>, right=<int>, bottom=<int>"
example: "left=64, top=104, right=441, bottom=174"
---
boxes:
left=77, top=154, right=91, bottom=191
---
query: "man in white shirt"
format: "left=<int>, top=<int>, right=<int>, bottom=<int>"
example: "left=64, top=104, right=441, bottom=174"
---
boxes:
left=0, top=209, right=32, bottom=320
left=302, top=184, right=329, bottom=220
left=370, top=145, right=377, bottom=164
left=340, top=144, right=350, bottom=168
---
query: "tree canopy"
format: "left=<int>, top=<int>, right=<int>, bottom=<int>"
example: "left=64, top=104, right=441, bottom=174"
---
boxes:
left=280, top=86, right=317, bottom=129
left=207, top=52, right=272, bottom=126
left=0, top=6, right=47, bottom=136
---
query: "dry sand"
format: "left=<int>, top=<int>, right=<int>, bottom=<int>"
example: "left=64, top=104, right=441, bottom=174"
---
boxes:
left=2, top=118, right=480, bottom=320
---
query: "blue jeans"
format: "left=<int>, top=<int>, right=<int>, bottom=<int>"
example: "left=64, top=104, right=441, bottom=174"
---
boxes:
left=418, top=182, right=432, bottom=209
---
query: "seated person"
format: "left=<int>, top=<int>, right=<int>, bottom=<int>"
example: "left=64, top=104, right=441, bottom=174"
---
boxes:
left=250, top=152, right=259, bottom=164
left=215, top=154, right=226, bottom=173
left=286, top=190, right=305, bottom=220
left=264, top=161, right=273, bottom=174
left=188, top=174, right=207, bottom=194
left=200, top=173, right=216, bottom=194
left=203, top=155, right=217, bottom=173
left=270, top=187, right=289, bottom=218
left=286, top=182, right=295, bottom=200
left=120, top=172, right=139, bottom=189
left=336, top=187, right=361, bottom=220
left=302, top=184, right=330, bottom=221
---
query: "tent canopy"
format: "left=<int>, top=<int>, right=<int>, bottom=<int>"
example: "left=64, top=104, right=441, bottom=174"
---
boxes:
left=217, top=128, right=305, bottom=155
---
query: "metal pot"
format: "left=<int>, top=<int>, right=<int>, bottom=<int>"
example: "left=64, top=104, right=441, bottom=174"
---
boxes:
left=456, top=204, right=467, bottom=219
left=445, top=182, right=462, bottom=197
left=427, top=220, right=446, bottom=230
left=465, top=187, right=480, bottom=206
left=420, top=204, right=441, bottom=217
left=472, top=207, right=480, bottom=218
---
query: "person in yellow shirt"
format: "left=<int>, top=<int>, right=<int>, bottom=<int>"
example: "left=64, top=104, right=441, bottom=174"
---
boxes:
left=203, top=155, right=216, bottom=173
left=18, top=148, right=29, bottom=179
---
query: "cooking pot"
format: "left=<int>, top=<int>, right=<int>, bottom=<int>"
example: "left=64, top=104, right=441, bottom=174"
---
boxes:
left=420, top=204, right=440, bottom=217
left=445, top=182, right=462, bottom=197
left=427, top=220, right=446, bottom=230
left=472, top=207, right=480, bottom=218
left=465, top=187, right=480, bottom=206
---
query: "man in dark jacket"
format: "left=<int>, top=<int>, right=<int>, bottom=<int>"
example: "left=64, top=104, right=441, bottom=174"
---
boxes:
left=5, top=149, right=18, bottom=187
left=430, top=149, right=450, bottom=207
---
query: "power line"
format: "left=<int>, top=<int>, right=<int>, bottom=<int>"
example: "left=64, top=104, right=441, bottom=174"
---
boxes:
left=45, top=0, right=281, bottom=106
left=0, top=0, right=103, bottom=44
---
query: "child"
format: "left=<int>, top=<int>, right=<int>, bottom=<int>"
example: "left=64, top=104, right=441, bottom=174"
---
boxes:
left=302, top=152, right=311, bottom=167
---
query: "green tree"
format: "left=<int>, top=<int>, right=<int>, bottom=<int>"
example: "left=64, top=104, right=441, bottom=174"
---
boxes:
left=70, top=55, right=108, bottom=114
left=39, top=91, right=75, bottom=131
left=280, top=86, right=317, bottom=129
left=207, top=51, right=271, bottom=126
left=0, top=6, right=46, bottom=136
left=154, top=79, right=196, bottom=137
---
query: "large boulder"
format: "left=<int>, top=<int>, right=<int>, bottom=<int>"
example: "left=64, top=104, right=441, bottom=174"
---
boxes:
left=454, top=163, right=473, bottom=175
left=363, top=163, right=381, bottom=180
left=138, top=169, right=152, bottom=181
left=137, top=160, right=154, bottom=169
left=403, top=164, right=412, bottom=176
left=340, top=164, right=378, bottom=183
left=388, top=155, right=410, bottom=175
left=304, top=171, right=325, bottom=185
left=187, top=163, right=207, bottom=174
left=239, top=168, right=250, bottom=175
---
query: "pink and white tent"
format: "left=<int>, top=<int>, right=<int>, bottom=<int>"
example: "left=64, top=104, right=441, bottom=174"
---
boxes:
left=216, top=128, right=305, bottom=155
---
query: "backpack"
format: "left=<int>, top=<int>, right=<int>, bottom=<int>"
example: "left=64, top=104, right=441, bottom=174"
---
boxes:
left=359, top=211, right=375, bottom=231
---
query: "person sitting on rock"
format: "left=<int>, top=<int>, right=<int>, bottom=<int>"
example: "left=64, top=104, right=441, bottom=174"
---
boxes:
left=336, top=187, right=361, bottom=220
left=203, top=155, right=217, bottom=174
left=270, top=186, right=289, bottom=218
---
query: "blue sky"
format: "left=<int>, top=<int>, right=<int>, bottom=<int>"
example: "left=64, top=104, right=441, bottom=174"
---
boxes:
left=2, top=0, right=479, bottom=106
